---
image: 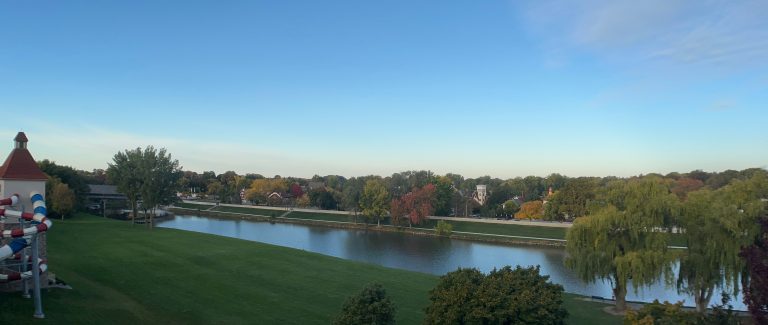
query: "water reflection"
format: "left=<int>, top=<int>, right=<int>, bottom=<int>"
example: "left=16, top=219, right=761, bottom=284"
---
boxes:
left=157, top=215, right=745, bottom=310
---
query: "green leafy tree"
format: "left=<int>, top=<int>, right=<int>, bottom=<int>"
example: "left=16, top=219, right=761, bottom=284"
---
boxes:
left=424, top=268, right=484, bottom=324
left=341, top=177, right=364, bottom=214
left=502, top=199, right=519, bottom=216
left=47, top=176, right=76, bottom=219
left=360, top=179, right=389, bottom=226
left=424, top=266, right=567, bottom=324
left=434, top=220, right=453, bottom=236
left=432, top=176, right=454, bottom=216
left=206, top=180, right=223, bottom=200
left=544, top=177, right=597, bottom=221
left=333, top=283, right=395, bottom=325
left=677, top=183, right=763, bottom=313
left=39, top=159, right=90, bottom=210
left=107, top=148, right=144, bottom=225
left=625, top=294, right=741, bottom=325
left=566, top=177, right=678, bottom=312
left=138, top=146, right=182, bottom=228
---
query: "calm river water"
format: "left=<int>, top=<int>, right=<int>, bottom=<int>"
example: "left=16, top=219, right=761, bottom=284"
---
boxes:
left=157, top=214, right=745, bottom=310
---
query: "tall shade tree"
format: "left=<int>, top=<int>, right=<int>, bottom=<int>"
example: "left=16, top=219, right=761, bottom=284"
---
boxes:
left=432, top=176, right=454, bottom=216
left=107, top=148, right=144, bottom=225
left=543, top=177, right=597, bottom=221
left=39, top=159, right=90, bottom=210
left=138, top=146, right=182, bottom=228
left=676, top=187, right=759, bottom=312
left=341, top=177, right=364, bottom=215
left=359, top=179, right=389, bottom=226
left=565, top=177, right=678, bottom=311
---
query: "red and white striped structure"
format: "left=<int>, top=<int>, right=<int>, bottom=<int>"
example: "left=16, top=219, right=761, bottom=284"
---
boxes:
left=0, top=192, right=51, bottom=282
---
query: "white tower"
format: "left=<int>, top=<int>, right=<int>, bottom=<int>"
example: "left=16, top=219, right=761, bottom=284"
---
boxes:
left=475, top=185, right=487, bottom=205
left=0, top=132, right=48, bottom=212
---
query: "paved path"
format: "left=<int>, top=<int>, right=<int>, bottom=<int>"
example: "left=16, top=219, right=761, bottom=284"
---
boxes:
left=427, top=216, right=573, bottom=228
left=182, top=200, right=355, bottom=215
left=181, top=200, right=573, bottom=228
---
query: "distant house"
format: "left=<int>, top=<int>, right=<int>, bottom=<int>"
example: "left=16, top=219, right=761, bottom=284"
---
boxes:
left=86, top=185, right=128, bottom=213
left=307, top=182, right=325, bottom=191
left=267, top=191, right=295, bottom=206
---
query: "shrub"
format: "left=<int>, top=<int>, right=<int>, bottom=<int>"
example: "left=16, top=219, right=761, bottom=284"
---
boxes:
left=425, top=266, right=567, bottom=324
left=624, top=294, right=742, bottom=325
left=434, top=220, right=453, bottom=236
left=334, top=283, right=396, bottom=325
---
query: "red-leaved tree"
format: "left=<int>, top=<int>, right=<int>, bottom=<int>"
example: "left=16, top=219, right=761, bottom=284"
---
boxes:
left=290, top=183, right=304, bottom=198
left=741, top=217, right=768, bottom=324
left=390, top=184, right=436, bottom=226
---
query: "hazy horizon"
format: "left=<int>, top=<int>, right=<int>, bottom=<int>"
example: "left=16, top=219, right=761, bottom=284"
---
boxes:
left=2, top=1, right=766, bottom=178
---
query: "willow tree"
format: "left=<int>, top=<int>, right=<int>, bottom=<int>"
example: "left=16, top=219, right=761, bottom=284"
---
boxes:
left=566, top=177, right=678, bottom=312
left=677, top=182, right=763, bottom=313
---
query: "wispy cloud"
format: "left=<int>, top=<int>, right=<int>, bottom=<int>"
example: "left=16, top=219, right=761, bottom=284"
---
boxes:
left=706, top=100, right=737, bottom=112
left=520, top=0, right=768, bottom=68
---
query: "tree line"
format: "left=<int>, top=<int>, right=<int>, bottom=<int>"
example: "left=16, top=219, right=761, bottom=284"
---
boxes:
left=564, top=173, right=768, bottom=322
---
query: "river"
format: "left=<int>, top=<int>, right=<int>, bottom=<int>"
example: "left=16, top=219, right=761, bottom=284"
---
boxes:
left=156, top=214, right=745, bottom=310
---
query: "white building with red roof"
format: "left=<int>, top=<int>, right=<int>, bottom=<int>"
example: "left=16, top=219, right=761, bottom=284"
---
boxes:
left=0, top=132, right=48, bottom=213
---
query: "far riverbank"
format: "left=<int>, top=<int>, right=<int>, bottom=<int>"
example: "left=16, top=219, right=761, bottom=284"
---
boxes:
left=168, top=205, right=567, bottom=247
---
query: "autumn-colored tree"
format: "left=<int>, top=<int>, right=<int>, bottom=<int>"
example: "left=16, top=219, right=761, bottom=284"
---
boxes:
left=289, top=183, right=304, bottom=198
left=296, top=195, right=310, bottom=208
left=246, top=178, right=288, bottom=204
left=515, top=200, right=544, bottom=220
left=390, top=184, right=435, bottom=226
left=389, top=198, right=406, bottom=227
left=671, top=177, right=705, bottom=200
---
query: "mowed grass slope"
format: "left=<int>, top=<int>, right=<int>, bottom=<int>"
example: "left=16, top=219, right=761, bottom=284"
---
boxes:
left=0, top=214, right=620, bottom=324
left=0, top=214, right=437, bottom=324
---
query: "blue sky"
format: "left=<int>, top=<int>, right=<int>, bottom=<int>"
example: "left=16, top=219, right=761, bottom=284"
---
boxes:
left=1, top=0, right=766, bottom=178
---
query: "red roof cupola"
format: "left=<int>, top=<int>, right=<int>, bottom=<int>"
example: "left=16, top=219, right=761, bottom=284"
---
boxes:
left=0, top=132, right=48, bottom=180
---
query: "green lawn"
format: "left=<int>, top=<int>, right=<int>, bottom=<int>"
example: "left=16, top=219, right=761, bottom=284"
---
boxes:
left=286, top=211, right=354, bottom=223
left=417, top=219, right=568, bottom=240
left=212, top=205, right=289, bottom=217
left=0, top=214, right=621, bottom=324
left=173, top=202, right=213, bottom=210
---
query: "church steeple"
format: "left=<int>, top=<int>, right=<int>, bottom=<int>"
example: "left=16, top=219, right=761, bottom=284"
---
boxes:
left=14, top=132, right=28, bottom=149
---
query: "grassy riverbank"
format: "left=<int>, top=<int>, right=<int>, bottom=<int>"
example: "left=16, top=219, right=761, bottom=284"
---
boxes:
left=0, top=214, right=620, bottom=324
left=175, top=202, right=686, bottom=246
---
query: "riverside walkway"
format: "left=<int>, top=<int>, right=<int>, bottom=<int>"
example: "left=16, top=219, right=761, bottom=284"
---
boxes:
left=180, top=200, right=573, bottom=228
